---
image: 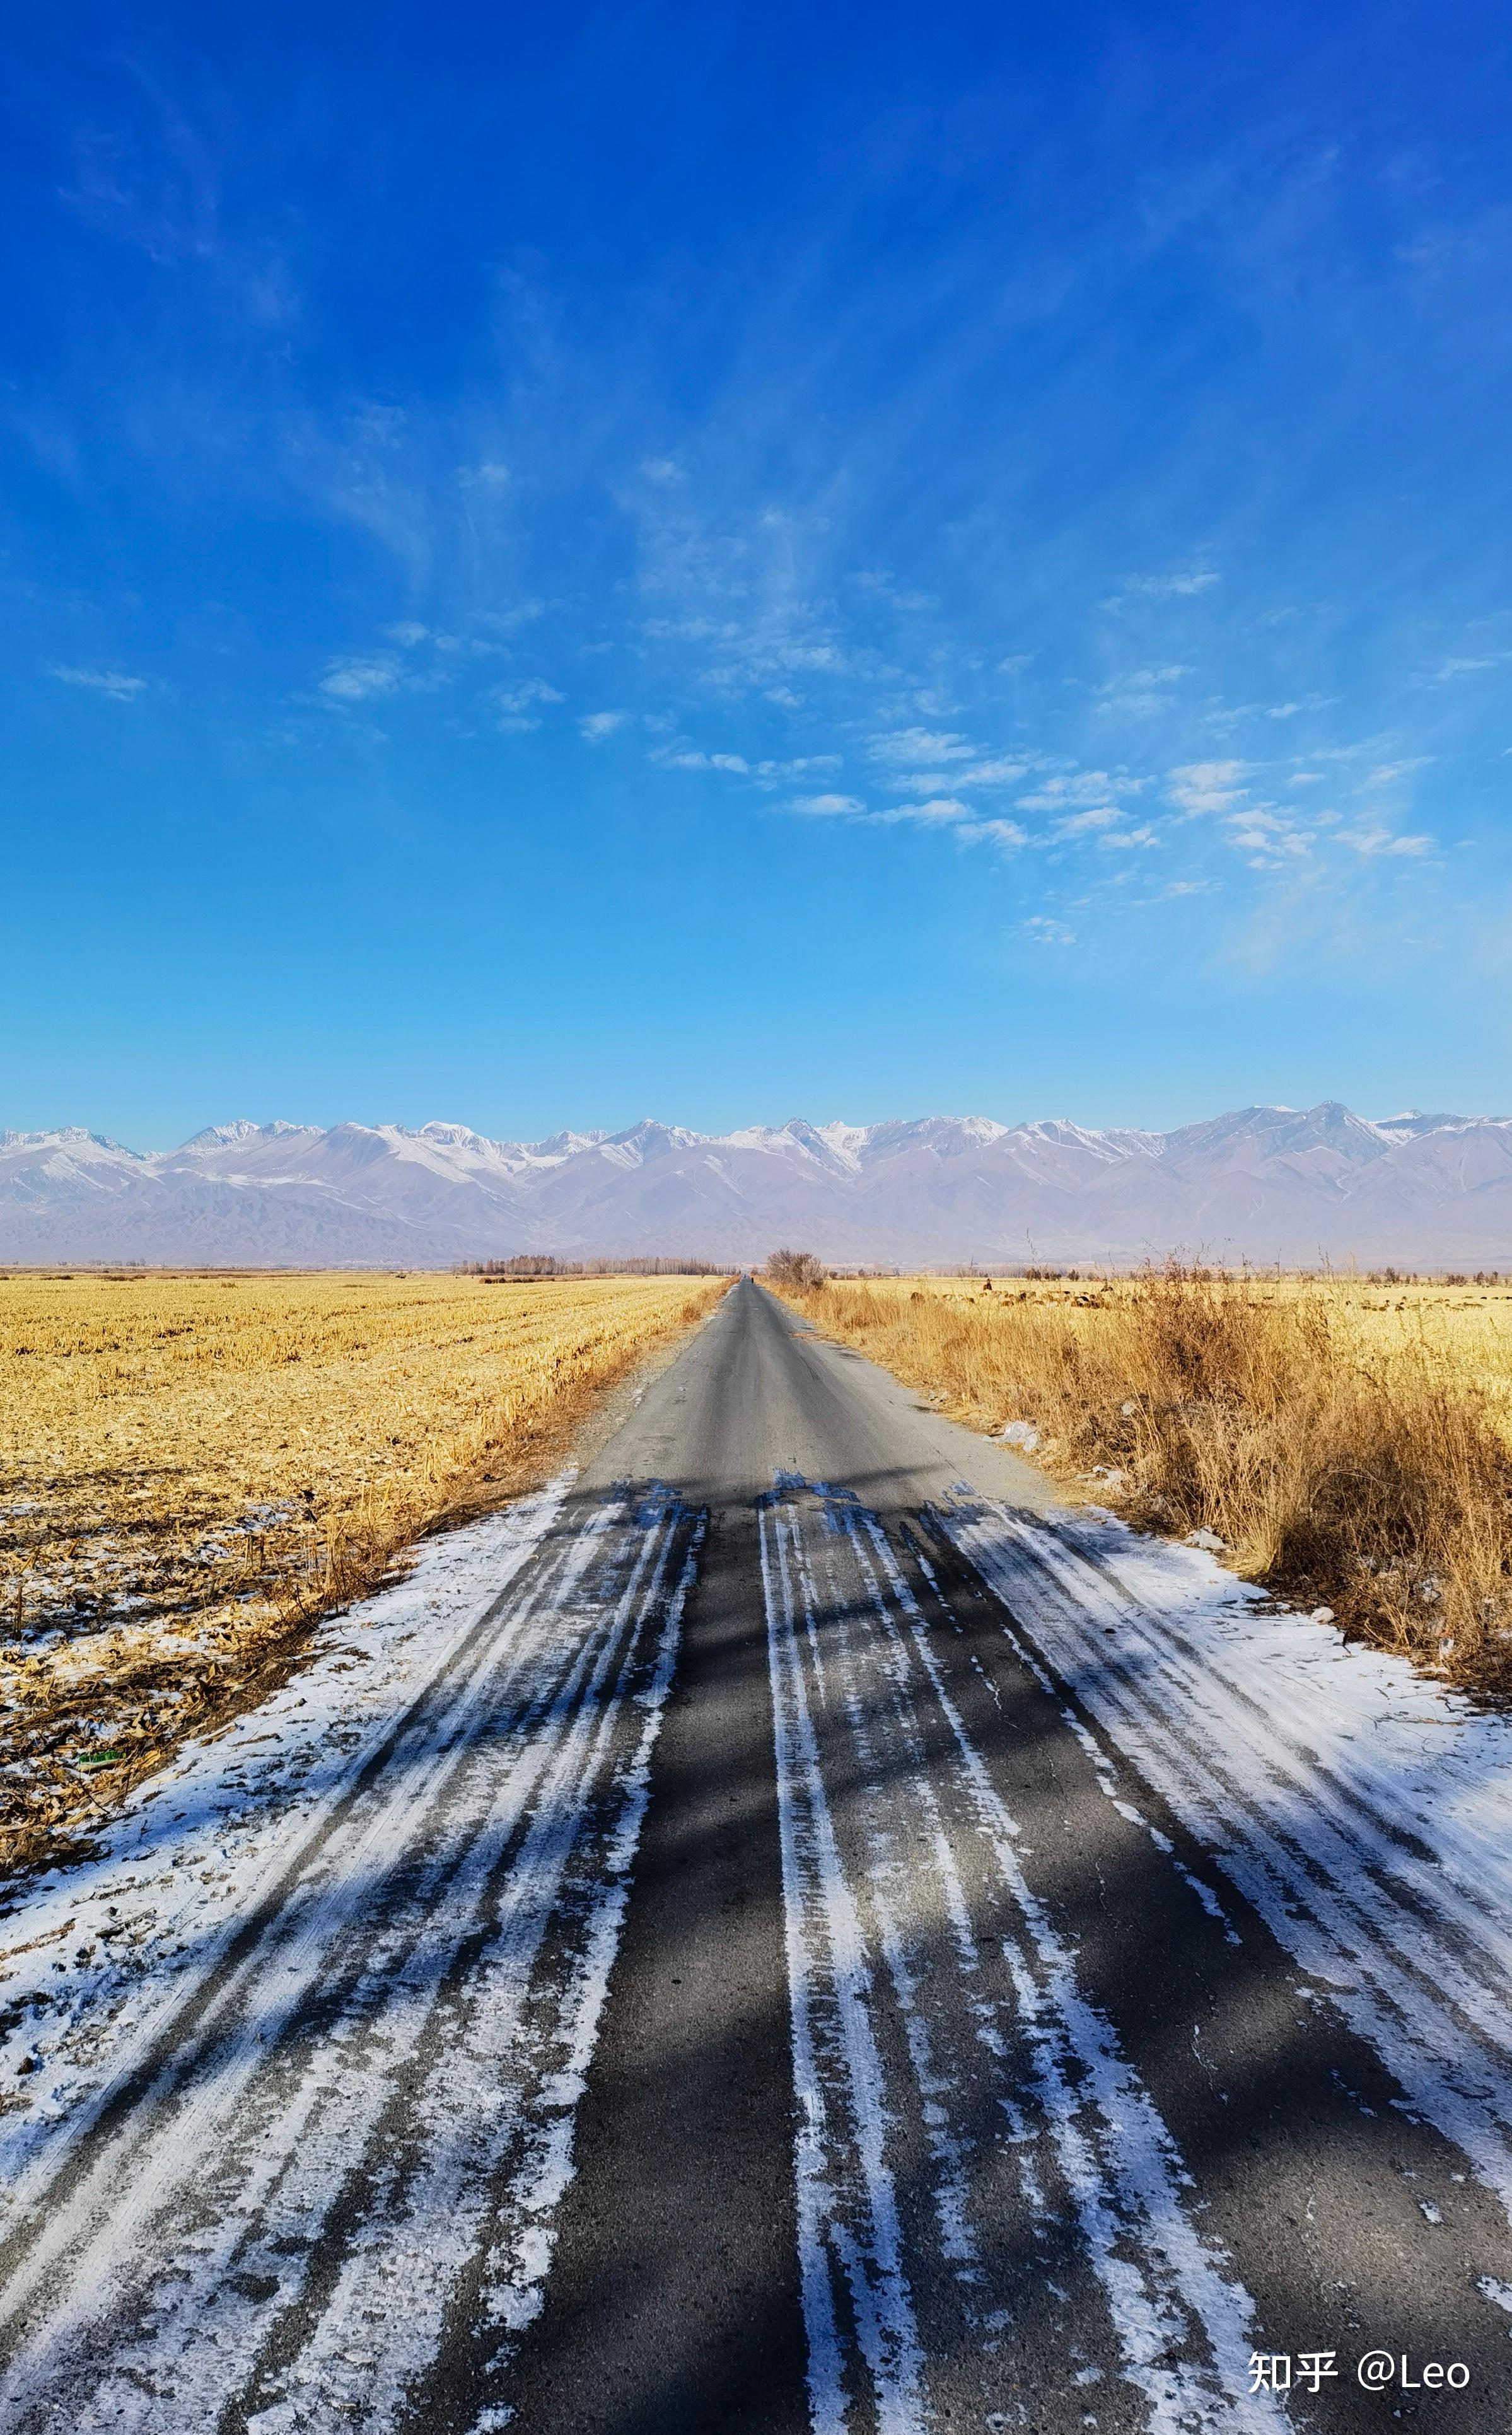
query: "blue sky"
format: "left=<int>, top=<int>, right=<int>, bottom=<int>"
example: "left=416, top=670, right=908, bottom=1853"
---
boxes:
left=5, top=0, right=1511, bottom=1146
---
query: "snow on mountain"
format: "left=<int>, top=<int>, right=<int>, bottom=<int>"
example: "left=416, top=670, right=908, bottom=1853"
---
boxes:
left=3, top=1105, right=1512, bottom=1266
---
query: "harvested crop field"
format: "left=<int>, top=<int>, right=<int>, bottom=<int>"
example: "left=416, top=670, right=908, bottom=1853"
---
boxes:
left=779, top=1268, right=1512, bottom=1696
left=0, top=1268, right=729, bottom=1878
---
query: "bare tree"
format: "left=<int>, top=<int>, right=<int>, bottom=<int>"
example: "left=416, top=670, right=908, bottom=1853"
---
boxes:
left=763, top=1248, right=827, bottom=1291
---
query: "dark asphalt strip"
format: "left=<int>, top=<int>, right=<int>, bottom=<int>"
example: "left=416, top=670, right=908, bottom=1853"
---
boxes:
left=498, top=1501, right=809, bottom=2435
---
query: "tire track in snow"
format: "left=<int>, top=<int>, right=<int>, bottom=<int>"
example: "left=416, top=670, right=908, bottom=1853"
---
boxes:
left=761, top=1479, right=1285, bottom=2435
left=941, top=1496, right=1512, bottom=2219
left=0, top=1485, right=699, bottom=2435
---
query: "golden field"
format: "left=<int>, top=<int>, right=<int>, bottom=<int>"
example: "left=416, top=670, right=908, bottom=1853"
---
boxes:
left=778, top=1269, right=1512, bottom=1696
left=0, top=1269, right=729, bottom=1876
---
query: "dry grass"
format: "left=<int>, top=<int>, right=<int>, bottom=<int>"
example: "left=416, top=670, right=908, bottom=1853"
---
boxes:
left=0, top=1269, right=729, bottom=1876
left=777, top=1269, right=1512, bottom=1696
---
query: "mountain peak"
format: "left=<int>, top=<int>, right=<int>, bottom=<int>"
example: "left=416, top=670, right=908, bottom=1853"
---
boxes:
left=4, top=1105, right=1511, bottom=1265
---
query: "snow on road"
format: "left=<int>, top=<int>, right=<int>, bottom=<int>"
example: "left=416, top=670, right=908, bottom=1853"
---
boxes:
left=5, top=1421, right=1512, bottom=2435
left=0, top=1475, right=698, bottom=2434
left=760, top=1477, right=1287, bottom=2435
left=943, top=1494, right=1512, bottom=2223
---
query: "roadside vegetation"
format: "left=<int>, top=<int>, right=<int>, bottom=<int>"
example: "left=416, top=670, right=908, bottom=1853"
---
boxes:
left=0, top=1267, right=729, bottom=1878
left=768, top=1264, right=1512, bottom=1697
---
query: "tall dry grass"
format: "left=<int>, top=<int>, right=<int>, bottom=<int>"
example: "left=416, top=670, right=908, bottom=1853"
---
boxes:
left=782, top=1269, right=1512, bottom=1695
left=0, top=1269, right=730, bottom=1876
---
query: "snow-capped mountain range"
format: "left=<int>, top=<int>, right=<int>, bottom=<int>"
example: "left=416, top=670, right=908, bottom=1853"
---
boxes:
left=3, top=1105, right=1511, bottom=1268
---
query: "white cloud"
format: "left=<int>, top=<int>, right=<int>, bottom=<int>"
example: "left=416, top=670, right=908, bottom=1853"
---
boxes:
left=1098, top=823, right=1160, bottom=849
left=383, top=622, right=428, bottom=648
left=490, top=678, right=564, bottom=733
left=752, top=754, right=841, bottom=780
left=1110, top=570, right=1219, bottom=601
left=875, top=796, right=972, bottom=825
left=1018, top=769, right=1144, bottom=811
left=318, top=657, right=400, bottom=702
left=663, top=748, right=751, bottom=773
left=641, top=457, right=682, bottom=484
left=579, top=710, right=631, bottom=741
left=1055, top=806, right=1122, bottom=836
left=1421, top=651, right=1512, bottom=684
left=1288, top=771, right=1324, bottom=786
left=960, top=757, right=1030, bottom=786
left=852, top=570, right=940, bottom=613
left=1364, top=757, right=1433, bottom=785
left=482, top=600, right=545, bottom=632
left=1207, top=693, right=1337, bottom=730
left=959, top=817, right=1027, bottom=849
left=1224, top=806, right=1311, bottom=864
left=868, top=726, right=977, bottom=766
left=49, top=665, right=146, bottom=700
left=789, top=793, right=866, bottom=818
left=1337, top=823, right=1434, bottom=857
left=462, top=462, right=511, bottom=489
left=1094, top=665, right=1191, bottom=712
left=1023, top=915, right=1075, bottom=943
left=1168, top=760, right=1250, bottom=813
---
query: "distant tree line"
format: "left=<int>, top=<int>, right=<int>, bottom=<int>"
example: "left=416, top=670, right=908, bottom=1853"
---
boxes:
left=455, top=1254, right=729, bottom=1279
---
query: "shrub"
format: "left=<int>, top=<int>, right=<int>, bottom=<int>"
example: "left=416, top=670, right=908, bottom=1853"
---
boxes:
left=764, top=1248, right=828, bottom=1291
left=781, top=1265, right=1512, bottom=1693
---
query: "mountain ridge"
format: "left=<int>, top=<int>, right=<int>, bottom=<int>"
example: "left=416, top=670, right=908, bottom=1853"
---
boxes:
left=3, top=1103, right=1511, bottom=1267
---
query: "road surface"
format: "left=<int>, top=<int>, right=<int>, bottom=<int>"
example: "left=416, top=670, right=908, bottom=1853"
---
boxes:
left=1, top=1278, right=1509, bottom=2432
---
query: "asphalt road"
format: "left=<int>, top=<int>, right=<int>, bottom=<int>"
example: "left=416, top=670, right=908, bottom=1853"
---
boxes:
left=1, top=1277, right=1509, bottom=2433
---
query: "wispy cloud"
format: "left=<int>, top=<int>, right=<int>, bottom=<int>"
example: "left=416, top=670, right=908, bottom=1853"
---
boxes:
left=1337, top=822, right=1434, bottom=857
left=1023, top=915, right=1075, bottom=943
left=960, top=817, right=1027, bottom=850
left=1018, top=769, right=1144, bottom=811
left=868, top=726, right=977, bottom=766
left=852, top=569, right=940, bottom=613
left=752, top=753, right=841, bottom=782
left=493, top=679, right=564, bottom=730
left=579, top=710, right=631, bottom=740
left=888, top=755, right=1030, bottom=795
left=318, top=656, right=400, bottom=702
left=661, top=747, right=751, bottom=772
left=1103, top=569, right=1219, bottom=608
left=49, top=664, right=147, bottom=700
left=875, top=796, right=972, bottom=825
left=1363, top=757, right=1433, bottom=785
left=1206, top=693, right=1337, bottom=729
left=1224, top=806, right=1312, bottom=865
left=1093, top=665, right=1191, bottom=713
left=1168, top=760, right=1250, bottom=813
left=1418, top=651, right=1512, bottom=684
left=1055, top=805, right=1123, bottom=836
left=789, top=792, right=867, bottom=818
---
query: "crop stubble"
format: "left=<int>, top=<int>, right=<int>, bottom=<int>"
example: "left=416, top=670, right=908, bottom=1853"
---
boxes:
left=0, top=1269, right=728, bottom=1880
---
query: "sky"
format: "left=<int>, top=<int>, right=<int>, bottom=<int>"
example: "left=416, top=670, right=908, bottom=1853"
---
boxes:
left=4, top=0, right=1512, bottom=1148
